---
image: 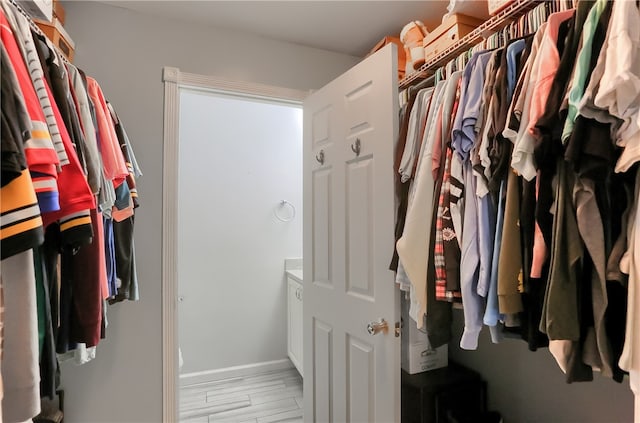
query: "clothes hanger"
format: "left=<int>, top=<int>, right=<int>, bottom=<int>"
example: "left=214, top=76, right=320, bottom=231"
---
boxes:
left=435, top=67, right=443, bottom=85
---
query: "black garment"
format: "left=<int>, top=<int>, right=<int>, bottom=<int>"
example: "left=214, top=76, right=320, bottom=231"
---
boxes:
left=556, top=159, right=593, bottom=383
left=488, top=42, right=517, bottom=196
left=562, top=1, right=626, bottom=382
left=426, top=143, right=452, bottom=348
left=110, top=215, right=135, bottom=303
left=519, top=178, right=549, bottom=351
left=534, top=2, right=593, bottom=254
left=603, top=168, right=636, bottom=383
left=517, top=35, right=535, bottom=77
left=606, top=279, right=629, bottom=383
left=484, top=48, right=507, bottom=196
left=1, top=43, right=29, bottom=186
left=33, top=248, right=59, bottom=399
left=390, top=95, right=417, bottom=272
left=42, top=224, right=72, bottom=355
left=564, top=0, right=613, bottom=177
left=490, top=39, right=535, bottom=336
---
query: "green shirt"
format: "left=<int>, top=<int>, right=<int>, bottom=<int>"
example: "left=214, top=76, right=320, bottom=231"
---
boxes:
left=561, top=0, right=608, bottom=144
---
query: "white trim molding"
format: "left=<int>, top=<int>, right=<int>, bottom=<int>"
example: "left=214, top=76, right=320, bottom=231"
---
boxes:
left=179, top=359, right=294, bottom=388
left=161, top=66, right=180, bottom=423
left=161, top=66, right=307, bottom=423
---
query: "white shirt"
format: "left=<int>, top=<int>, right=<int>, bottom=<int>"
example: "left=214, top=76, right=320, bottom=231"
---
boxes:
left=594, top=0, right=640, bottom=173
left=399, top=88, right=433, bottom=183
left=396, top=80, right=448, bottom=326
left=619, top=169, right=640, bottom=422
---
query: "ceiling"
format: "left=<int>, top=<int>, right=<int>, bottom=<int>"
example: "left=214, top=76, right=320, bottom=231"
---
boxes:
left=99, top=1, right=489, bottom=57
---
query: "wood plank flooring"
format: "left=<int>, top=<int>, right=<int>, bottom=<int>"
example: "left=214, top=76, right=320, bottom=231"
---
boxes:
left=180, top=367, right=303, bottom=423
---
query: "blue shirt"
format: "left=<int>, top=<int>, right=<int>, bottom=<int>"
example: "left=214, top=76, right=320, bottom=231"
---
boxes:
left=452, top=51, right=493, bottom=162
left=506, top=39, right=527, bottom=101
left=460, top=160, right=482, bottom=349
left=484, top=180, right=506, bottom=329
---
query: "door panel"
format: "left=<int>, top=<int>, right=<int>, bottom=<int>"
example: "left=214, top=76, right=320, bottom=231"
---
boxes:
left=345, top=80, right=373, bottom=139
left=312, top=168, right=332, bottom=286
left=347, top=335, right=374, bottom=422
left=304, top=44, right=399, bottom=422
left=346, top=157, right=374, bottom=300
left=313, top=319, right=334, bottom=422
left=312, top=105, right=332, bottom=148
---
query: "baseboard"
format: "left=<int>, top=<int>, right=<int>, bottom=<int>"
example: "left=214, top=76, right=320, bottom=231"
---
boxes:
left=179, top=358, right=293, bottom=387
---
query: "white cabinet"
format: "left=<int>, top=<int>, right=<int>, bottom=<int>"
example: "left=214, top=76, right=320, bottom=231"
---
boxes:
left=287, top=274, right=303, bottom=377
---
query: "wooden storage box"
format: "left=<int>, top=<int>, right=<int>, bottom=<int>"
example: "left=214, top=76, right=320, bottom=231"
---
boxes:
left=369, top=36, right=406, bottom=80
left=34, top=18, right=75, bottom=62
left=423, top=13, right=483, bottom=63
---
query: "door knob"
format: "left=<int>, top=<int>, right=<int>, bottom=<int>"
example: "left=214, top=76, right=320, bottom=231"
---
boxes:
left=367, top=318, right=388, bottom=336
left=315, top=150, right=325, bottom=165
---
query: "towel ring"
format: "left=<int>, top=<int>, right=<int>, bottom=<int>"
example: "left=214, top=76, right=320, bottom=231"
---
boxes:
left=275, top=200, right=296, bottom=222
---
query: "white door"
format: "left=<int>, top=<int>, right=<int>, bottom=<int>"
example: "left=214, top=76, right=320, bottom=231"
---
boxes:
left=303, top=44, right=400, bottom=422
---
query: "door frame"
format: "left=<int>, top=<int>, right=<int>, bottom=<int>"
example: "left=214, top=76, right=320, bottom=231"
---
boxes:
left=161, top=67, right=308, bottom=422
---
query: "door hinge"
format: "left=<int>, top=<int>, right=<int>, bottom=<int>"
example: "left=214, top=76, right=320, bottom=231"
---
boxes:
left=395, top=321, right=401, bottom=338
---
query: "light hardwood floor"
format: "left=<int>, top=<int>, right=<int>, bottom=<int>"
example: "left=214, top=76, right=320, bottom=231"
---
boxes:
left=179, top=367, right=303, bottom=423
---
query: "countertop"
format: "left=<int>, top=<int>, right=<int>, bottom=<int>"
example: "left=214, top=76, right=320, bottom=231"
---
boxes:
left=285, top=268, right=303, bottom=282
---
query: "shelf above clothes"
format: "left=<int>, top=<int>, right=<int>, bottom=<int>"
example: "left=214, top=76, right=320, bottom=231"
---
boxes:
left=399, top=0, right=539, bottom=90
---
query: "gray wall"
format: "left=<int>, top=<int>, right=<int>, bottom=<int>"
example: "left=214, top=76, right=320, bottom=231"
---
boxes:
left=449, top=310, right=634, bottom=422
left=177, top=91, right=302, bottom=375
left=60, top=2, right=358, bottom=422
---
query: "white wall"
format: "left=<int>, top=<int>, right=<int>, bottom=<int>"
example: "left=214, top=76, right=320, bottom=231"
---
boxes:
left=60, top=2, right=359, bottom=422
left=177, top=90, right=302, bottom=374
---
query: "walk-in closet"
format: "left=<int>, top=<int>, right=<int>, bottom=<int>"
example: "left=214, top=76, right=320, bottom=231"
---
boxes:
left=2, top=0, right=639, bottom=422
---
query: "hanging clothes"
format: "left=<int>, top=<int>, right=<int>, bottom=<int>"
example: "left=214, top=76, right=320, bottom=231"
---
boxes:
left=394, top=1, right=640, bottom=403
left=0, top=2, right=143, bottom=421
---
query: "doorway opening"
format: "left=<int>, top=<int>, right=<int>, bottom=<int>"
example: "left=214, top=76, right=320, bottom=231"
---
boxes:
left=178, top=89, right=302, bottom=421
left=162, top=68, right=308, bottom=423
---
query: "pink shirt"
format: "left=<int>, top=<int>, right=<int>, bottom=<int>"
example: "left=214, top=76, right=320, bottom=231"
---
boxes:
left=86, top=77, right=128, bottom=188
left=527, top=9, right=575, bottom=137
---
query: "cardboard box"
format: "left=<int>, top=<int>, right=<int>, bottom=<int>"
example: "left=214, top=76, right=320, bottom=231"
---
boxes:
left=424, top=13, right=484, bottom=46
left=401, top=296, right=448, bottom=374
left=34, top=17, right=75, bottom=62
left=423, top=13, right=484, bottom=63
left=402, top=342, right=449, bottom=374
left=369, top=36, right=406, bottom=81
